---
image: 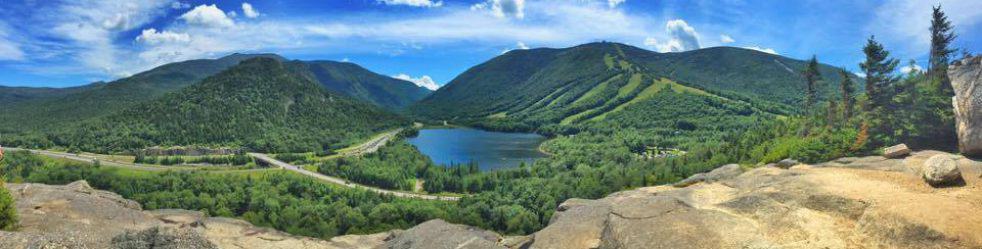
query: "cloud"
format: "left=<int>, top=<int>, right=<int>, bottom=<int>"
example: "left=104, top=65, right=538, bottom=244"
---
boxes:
left=900, top=64, right=923, bottom=74
left=644, top=19, right=700, bottom=52
left=0, top=23, right=24, bottom=61
left=473, top=0, right=526, bottom=19
left=171, top=1, right=190, bottom=9
left=135, top=28, right=190, bottom=45
left=242, top=3, right=260, bottom=18
left=743, top=46, right=779, bottom=55
left=869, top=0, right=982, bottom=59
left=501, top=41, right=531, bottom=54
left=394, top=73, right=441, bottom=90
left=380, top=0, right=443, bottom=7
left=720, top=34, right=734, bottom=43
left=608, top=0, right=626, bottom=8
left=854, top=72, right=867, bottom=78
left=180, top=4, right=234, bottom=28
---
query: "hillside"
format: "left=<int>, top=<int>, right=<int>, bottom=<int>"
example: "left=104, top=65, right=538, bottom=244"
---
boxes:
left=410, top=42, right=853, bottom=128
left=0, top=82, right=104, bottom=105
left=58, top=57, right=406, bottom=153
left=0, top=53, right=285, bottom=132
left=301, top=60, right=431, bottom=110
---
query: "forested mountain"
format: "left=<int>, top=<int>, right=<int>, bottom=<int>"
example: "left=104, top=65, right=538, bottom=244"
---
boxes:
left=54, top=58, right=406, bottom=153
left=0, top=53, right=285, bottom=132
left=410, top=42, right=854, bottom=126
left=302, top=60, right=432, bottom=110
left=0, top=82, right=105, bottom=105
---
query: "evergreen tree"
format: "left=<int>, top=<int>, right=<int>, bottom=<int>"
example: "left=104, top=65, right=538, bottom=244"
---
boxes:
left=0, top=181, right=17, bottom=231
left=929, top=5, right=956, bottom=94
left=838, top=69, right=855, bottom=121
left=859, top=36, right=899, bottom=112
left=802, top=55, right=822, bottom=112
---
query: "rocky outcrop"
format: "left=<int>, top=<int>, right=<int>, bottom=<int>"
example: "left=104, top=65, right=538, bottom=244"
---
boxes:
left=950, top=56, right=982, bottom=157
left=382, top=219, right=505, bottom=249
left=0, top=180, right=386, bottom=249
left=883, top=143, right=912, bottom=158
left=673, top=164, right=744, bottom=187
left=523, top=150, right=982, bottom=249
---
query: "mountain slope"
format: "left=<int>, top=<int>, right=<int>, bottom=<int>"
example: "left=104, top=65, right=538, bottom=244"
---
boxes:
left=60, top=58, right=406, bottom=153
left=0, top=54, right=285, bottom=132
left=301, top=61, right=431, bottom=110
left=410, top=42, right=854, bottom=128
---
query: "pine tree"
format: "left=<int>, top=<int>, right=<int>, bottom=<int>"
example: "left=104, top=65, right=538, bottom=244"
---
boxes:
left=928, top=5, right=956, bottom=95
left=838, top=69, right=855, bottom=121
left=802, top=55, right=822, bottom=112
left=859, top=36, right=899, bottom=112
left=0, top=181, right=17, bottom=231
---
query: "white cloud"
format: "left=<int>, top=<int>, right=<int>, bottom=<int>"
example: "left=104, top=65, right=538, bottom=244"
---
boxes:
left=394, top=73, right=441, bottom=90
left=242, top=3, right=260, bottom=18
left=380, top=0, right=443, bottom=7
left=0, top=23, right=24, bottom=61
left=854, top=72, right=867, bottom=78
left=180, top=4, right=234, bottom=28
left=869, top=0, right=982, bottom=59
left=171, top=1, right=190, bottom=9
left=227, top=11, right=238, bottom=18
left=743, top=46, right=779, bottom=55
left=473, top=0, right=525, bottom=19
left=517, top=41, right=530, bottom=49
left=608, top=0, right=626, bottom=8
left=644, top=19, right=700, bottom=52
left=900, top=64, right=923, bottom=74
left=135, top=28, right=191, bottom=45
left=720, top=34, right=734, bottom=43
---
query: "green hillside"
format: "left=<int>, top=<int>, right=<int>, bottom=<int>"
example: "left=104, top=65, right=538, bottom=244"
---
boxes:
left=410, top=42, right=854, bottom=129
left=0, top=83, right=105, bottom=105
left=0, top=54, right=285, bottom=132
left=52, top=58, right=406, bottom=153
left=302, top=60, right=431, bottom=110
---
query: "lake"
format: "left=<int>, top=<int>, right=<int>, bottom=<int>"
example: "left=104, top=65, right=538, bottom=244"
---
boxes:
left=407, top=128, right=549, bottom=171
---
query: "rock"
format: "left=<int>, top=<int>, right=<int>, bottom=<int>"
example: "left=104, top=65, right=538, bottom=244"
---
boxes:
left=950, top=56, right=982, bottom=157
left=883, top=144, right=912, bottom=158
left=776, top=158, right=799, bottom=169
left=922, top=154, right=964, bottom=187
left=382, top=219, right=504, bottom=249
left=673, top=164, right=744, bottom=187
left=522, top=150, right=982, bottom=248
left=0, top=182, right=375, bottom=249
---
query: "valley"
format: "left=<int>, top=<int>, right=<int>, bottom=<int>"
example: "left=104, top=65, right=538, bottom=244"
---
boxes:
left=1, top=3, right=978, bottom=247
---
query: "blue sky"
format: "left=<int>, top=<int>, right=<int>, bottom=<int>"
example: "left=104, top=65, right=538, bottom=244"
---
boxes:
left=0, top=0, right=980, bottom=89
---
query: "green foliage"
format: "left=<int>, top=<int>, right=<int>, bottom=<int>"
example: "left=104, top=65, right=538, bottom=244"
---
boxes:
left=303, top=61, right=432, bottom=110
left=24, top=58, right=406, bottom=154
left=0, top=181, right=16, bottom=231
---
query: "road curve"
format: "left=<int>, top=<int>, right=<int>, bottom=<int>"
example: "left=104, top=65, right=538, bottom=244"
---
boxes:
left=249, top=152, right=460, bottom=201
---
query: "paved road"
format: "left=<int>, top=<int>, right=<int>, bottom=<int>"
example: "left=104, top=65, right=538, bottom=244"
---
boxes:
left=4, top=148, right=191, bottom=171
left=249, top=153, right=460, bottom=201
left=337, top=129, right=402, bottom=156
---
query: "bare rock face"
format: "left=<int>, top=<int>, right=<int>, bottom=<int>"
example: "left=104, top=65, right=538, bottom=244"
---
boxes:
left=883, top=144, right=912, bottom=158
left=673, top=164, right=744, bottom=187
left=381, top=219, right=505, bottom=249
left=950, top=56, right=982, bottom=157
left=922, top=154, right=964, bottom=187
left=525, top=151, right=982, bottom=249
left=0, top=180, right=387, bottom=249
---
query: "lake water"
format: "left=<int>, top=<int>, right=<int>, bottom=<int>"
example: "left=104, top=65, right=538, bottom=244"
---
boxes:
left=407, top=128, right=549, bottom=171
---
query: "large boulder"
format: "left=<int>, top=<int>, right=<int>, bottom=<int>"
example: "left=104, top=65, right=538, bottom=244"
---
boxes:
left=950, top=56, right=982, bottom=157
left=922, top=154, right=964, bottom=187
left=883, top=144, right=912, bottom=158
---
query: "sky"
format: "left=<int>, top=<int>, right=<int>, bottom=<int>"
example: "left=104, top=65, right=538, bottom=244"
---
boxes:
left=0, top=0, right=980, bottom=89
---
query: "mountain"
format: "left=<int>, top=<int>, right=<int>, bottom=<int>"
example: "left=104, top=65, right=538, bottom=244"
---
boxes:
left=59, top=58, right=406, bottom=153
left=0, top=53, right=285, bottom=132
left=301, top=60, right=431, bottom=110
left=410, top=42, right=854, bottom=128
left=0, top=82, right=104, bottom=105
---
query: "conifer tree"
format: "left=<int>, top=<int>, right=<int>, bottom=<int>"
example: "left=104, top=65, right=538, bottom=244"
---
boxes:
left=929, top=5, right=956, bottom=94
left=838, top=69, right=855, bottom=121
left=859, top=36, right=899, bottom=112
left=802, top=55, right=822, bottom=112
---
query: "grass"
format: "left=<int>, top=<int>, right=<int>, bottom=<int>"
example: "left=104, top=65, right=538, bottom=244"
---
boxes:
left=487, top=112, right=508, bottom=119
left=570, top=74, right=620, bottom=107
